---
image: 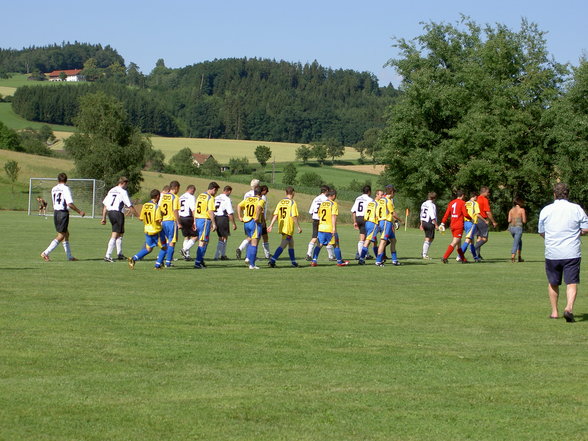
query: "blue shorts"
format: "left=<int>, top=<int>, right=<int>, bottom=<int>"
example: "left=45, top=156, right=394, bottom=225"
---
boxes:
left=317, top=232, right=339, bottom=246
left=145, top=231, right=166, bottom=249
left=195, top=218, right=211, bottom=242
left=365, top=221, right=379, bottom=242
left=545, top=258, right=581, bottom=286
left=162, top=220, right=178, bottom=243
left=379, top=220, right=396, bottom=241
left=244, top=220, right=262, bottom=239
left=464, top=221, right=477, bottom=240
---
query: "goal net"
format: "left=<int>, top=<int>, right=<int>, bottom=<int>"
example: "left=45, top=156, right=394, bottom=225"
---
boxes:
left=28, top=178, right=106, bottom=218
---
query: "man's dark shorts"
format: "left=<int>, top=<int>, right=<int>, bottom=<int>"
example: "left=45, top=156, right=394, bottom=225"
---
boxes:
left=54, top=210, right=69, bottom=233
left=216, top=215, right=230, bottom=238
left=422, top=220, right=436, bottom=240
left=476, top=219, right=489, bottom=238
left=108, top=210, right=125, bottom=234
left=179, top=216, right=195, bottom=237
left=356, top=216, right=366, bottom=235
left=545, top=258, right=581, bottom=286
left=312, top=219, right=320, bottom=239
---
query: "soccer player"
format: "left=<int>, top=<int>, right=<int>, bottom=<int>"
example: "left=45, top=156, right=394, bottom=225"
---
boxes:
left=159, top=180, right=181, bottom=267
left=101, top=176, right=138, bottom=262
left=358, top=189, right=383, bottom=264
left=420, top=192, right=438, bottom=259
left=459, top=191, right=480, bottom=262
left=41, top=173, right=85, bottom=261
left=310, top=190, right=349, bottom=267
left=236, top=179, right=260, bottom=260
left=37, top=196, right=47, bottom=216
left=306, top=185, right=336, bottom=261
left=375, top=185, right=402, bottom=266
left=474, top=186, right=498, bottom=259
left=439, top=189, right=470, bottom=263
left=193, top=182, right=219, bottom=269
left=237, top=186, right=266, bottom=269
left=267, top=186, right=303, bottom=268
left=127, top=189, right=167, bottom=270
left=259, top=185, right=272, bottom=259
left=351, top=185, right=374, bottom=260
left=178, top=184, right=197, bottom=261
left=213, top=185, right=237, bottom=261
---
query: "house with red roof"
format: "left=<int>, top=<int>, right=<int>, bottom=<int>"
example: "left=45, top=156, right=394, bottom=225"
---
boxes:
left=46, top=69, right=85, bottom=82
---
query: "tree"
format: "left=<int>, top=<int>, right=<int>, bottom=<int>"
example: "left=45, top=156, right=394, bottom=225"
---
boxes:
left=254, top=145, right=272, bottom=168
left=324, top=139, right=345, bottom=164
left=228, top=157, right=252, bottom=175
left=295, top=145, right=312, bottom=164
left=380, top=17, right=566, bottom=223
left=297, top=171, right=324, bottom=187
left=168, top=147, right=200, bottom=176
left=200, top=156, right=222, bottom=177
left=4, top=160, right=20, bottom=193
left=282, top=163, right=297, bottom=185
left=64, top=92, right=151, bottom=194
left=311, top=143, right=327, bottom=165
left=0, top=122, right=22, bottom=151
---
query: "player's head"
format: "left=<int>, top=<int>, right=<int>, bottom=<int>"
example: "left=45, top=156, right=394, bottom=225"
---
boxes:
left=250, top=179, right=260, bottom=189
left=118, top=176, right=129, bottom=187
left=513, top=197, right=525, bottom=207
left=553, top=182, right=569, bottom=200
left=479, top=186, right=490, bottom=196
left=57, top=172, right=67, bottom=183
left=285, top=186, right=295, bottom=196
left=208, top=181, right=220, bottom=195
left=186, top=184, right=196, bottom=194
left=162, top=185, right=170, bottom=193
left=169, top=180, right=180, bottom=193
left=375, top=189, right=384, bottom=200
left=150, top=189, right=160, bottom=202
left=320, top=185, right=330, bottom=194
left=385, top=184, right=396, bottom=195
left=427, top=192, right=436, bottom=201
left=470, top=190, right=479, bottom=200
left=223, top=185, right=232, bottom=194
left=326, top=189, right=337, bottom=200
left=260, top=185, right=269, bottom=195
left=455, top=189, right=465, bottom=199
left=362, top=185, right=371, bottom=195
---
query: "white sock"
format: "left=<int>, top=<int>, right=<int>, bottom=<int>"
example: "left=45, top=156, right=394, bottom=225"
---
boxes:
left=357, top=241, right=363, bottom=255
left=115, top=237, right=123, bottom=255
left=43, top=239, right=59, bottom=256
left=220, top=241, right=227, bottom=256
left=106, top=238, right=116, bottom=258
left=63, top=241, right=72, bottom=260
left=326, top=244, right=335, bottom=259
left=239, top=239, right=249, bottom=251
left=185, top=238, right=196, bottom=252
left=307, top=242, right=315, bottom=257
left=263, top=242, right=271, bottom=258
left=423, top=241, right=430, bottom=257
left=214, top=241, right=223, bottom=259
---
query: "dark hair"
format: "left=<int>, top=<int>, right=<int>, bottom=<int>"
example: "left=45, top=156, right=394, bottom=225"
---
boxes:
left=455, top=189, right=465, bottom=198
left=253, top=186, right=261, bottom=196
left=470, top=190, right=479, bottom=198
left=362, top=185, right=371, bottom=194
left=186, top=184, right=196, bottom=192
left=513, top=197, right=525, bottom=207
left=208, top=181, right=220, bottom=190
left=553, top=183, right=569, bottom=200
left=118, top=176, right=129, bottom=184
left=427, top=192, right=437, bottom=200
left=326, top=189, right=337, bottom=198
left=260, top=185, right=269, bottom=194
left=320, top=185, right=330, bottom=194
left=169, top=180, right=180, bottom=190
left=57, top=172, right=67, bottom=183
left=150, top=189, right=160, bottom=199
left=223, top=185, right=232, bottom=192
left=285, top=186, right=295, bottom=195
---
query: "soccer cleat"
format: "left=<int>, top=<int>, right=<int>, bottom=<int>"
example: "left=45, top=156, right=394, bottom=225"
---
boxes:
left=461, top=258, right=468, bottom=264
left=366, top=255, right=374, bottom=260
left=193, top=263, right=203, bottom=269
left=68, top=257, right=78, bottom=261
left=220, top=255, right=230, bottom=261
left=305, top=255, right=312, bottom=261
left=375, top=262, right=385, bottom=267
left=441, top=258, right=448, bottom=264
left=291, top=262, right=299, bottom=267
left=117, top=254, right=126, bottom=260
left=244, top=258, right=250, bottom=264
left=310, top=261, right=318, bottom=267
left=358, top=259, right=365, bottom=265
left=456, top=256, right=461, bottom=262
left=180, top=249, right=191, bottom=261
left=328, top=257, right=337, bottom=262
left=127, top=257, right=135, bottom=270
left=391, top=261, right=401, bottom=266
left=422, top=255, right=431, bottom=260
left=249, top=265, right=260, bottom=270
left=40, top=252, right=50, bottom=262
left=268, top=260, right=276, bottom=268
left=165, top=263, right=174, bottom=268
left=474, top=257, right=482, bottom=263
left=355, top=253, right=360, bottom=260
left=104, top=257, right=114, bottom=263
left=154, top=266, right=163, bottom=270
left=201, top=260, right=207, bottom=268
left=336, top=261, right=350, bottom=267
left=236, top=248, right=242, bottom=260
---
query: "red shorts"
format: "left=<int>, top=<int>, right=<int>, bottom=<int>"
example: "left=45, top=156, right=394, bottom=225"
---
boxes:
left=451, top=227, right=463, bottom=238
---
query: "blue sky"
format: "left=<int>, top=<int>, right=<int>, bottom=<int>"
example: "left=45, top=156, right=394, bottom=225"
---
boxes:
left=2, top=0, right=586, bottom=86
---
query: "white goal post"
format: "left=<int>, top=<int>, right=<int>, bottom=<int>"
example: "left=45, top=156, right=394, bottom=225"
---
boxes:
left=28, top=178, right=106, bottom=218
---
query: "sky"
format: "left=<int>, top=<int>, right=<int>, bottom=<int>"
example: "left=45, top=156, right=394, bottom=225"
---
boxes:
left=2, top=0, right=587, bottom=87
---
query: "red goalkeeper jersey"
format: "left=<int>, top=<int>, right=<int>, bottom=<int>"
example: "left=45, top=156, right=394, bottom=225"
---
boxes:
left=442, top=198, right=470, bottom=229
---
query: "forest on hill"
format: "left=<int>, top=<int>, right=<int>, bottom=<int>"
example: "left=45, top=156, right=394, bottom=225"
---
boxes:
left=2, top=43, right=399, bottom=145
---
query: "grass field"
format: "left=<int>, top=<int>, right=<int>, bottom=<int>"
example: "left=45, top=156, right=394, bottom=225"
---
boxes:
left=0, top=211, right=586, bottom=440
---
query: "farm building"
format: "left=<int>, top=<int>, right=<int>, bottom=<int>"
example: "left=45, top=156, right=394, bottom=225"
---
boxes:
left=46, top=69, right=85, bottom=82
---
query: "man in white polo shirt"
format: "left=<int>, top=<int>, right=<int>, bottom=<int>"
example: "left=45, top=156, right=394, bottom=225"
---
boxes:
left=101, top=176, right=138, bottom=262
left=538, top=183, right=588, bottom=322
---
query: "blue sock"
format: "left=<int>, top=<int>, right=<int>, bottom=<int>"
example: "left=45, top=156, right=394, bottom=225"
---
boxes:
left=335, top=247, right=343, bottom=263
left=288, top=248, right=296, bottom=262
left=134, top=247, right=150, bottom=261
left=312, top=246, right=321, bottom=261
left=195, top=246, right=204, bottom=264
left=461, top=242, right=468, bottom=254
left=272, top=246, right=284, bottom=262
left=155, top=248, right=166, bottom=267
left=249, top=245, right=258, bottom=266
left=392, top=251, right=398, bottom=262
left=373, top=246, right=378, bottom=257
left=376, top=253, right=383, bottom=263
left=470, top=243, right=478, bottom=258
left=165, top=245, right=175, bottom=265
left=360, top=247, right=368, bottom=259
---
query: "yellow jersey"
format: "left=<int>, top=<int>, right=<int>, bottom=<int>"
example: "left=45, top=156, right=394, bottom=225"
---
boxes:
left=364, top=200, right=378, bottom=223
left=465, top=200, right=480, bottom=223
left=159, top=192, right=179, bottom=222
left=140, top=201, right=163, bottom=234
left=238, top=197, right=266, bottom=223
left=195, top=193, right=215, bottom=219
left=273, top=198, right=299, bottom=236
left=376, top=196, right=395, bottom=222
left=318, top=200, right=338, bottom=233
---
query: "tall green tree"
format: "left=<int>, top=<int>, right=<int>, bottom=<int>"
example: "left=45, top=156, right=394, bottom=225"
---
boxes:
left=168, top=147, right=200, bottom=176
left=64, top=92, right=151, bottom=194
left=380, top=17, right=567, bottom=222
left=282, top=163, right=297, bottom=185
left=254, top=145, right=272, bottom=168
left=4, top=160, right=20, bottom=193
left=311, top=143, right=327, bottom=165
left=324, top=139, right=345, bottom=164
left=0, top=122, right=22, bottom=151
left=295, top=145, right=312, bottom=164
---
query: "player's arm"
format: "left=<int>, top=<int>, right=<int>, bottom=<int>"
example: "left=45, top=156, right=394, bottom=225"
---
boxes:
left=68, top=202, right=85, bottom=217
left=101, top=205, right=107, bottom=224
left=487, top=209, right=497, bottom=227
left=267, top=214, right=278, bottom=233
left=237, top=202, right=244, bottom=222
left=229, top=213, right=237, bottom=230
left=294, top=215, right=302, bottom=234
left=441, top=203, right=451, bottom=226
left=331, top=214, right=337, bottom=235
left=352, top=211, right=358, bottom=230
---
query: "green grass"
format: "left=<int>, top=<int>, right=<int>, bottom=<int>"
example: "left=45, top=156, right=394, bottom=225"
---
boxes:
left=0, top=211, right=586, bottom=440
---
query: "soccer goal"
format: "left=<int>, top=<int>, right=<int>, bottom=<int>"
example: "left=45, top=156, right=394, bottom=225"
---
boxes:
left=28, top=178, right=106, bottom=218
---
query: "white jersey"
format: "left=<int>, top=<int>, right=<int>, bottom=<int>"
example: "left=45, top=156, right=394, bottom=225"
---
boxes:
left=51, top=183, right=74, bottom=211
left=309, top=194, right=328, bottom=220
left=178, top=192, right=196, bottom=217
left=103, top=186, right=132, bottom=212
left=351, top=194, right=373, bottom=217
left=420, top=200, right=437, bottom=223
left=214, top=193, right=234, bottom=217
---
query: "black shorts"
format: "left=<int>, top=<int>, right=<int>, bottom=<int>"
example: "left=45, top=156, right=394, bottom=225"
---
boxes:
left=356, top=216, right=366, bottom=235
left=179, top=216, right=196, bottom=237
left=312, top=219, right=319, bottom=238
left=476, top=219, right=489, bottom=238
left=54, top=210, right=69, bottom=233
left=261, top=222, right=268, bottom=237
left=108, top=210, right=125, bottom=234
left=216, top=216, right=230, bottom=238
left=422, top=220, right=436, bottom=239
left=545, top=258, right=581, bottom=286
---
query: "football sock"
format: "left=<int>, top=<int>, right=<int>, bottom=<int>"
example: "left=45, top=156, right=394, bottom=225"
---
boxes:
left=214, top=241, right=223, bottom=259
left=334, top=247, right=343, bottom=263
left=307, top=242, right=315, bottom=257
left=376, top=253, right=384, bottom=263
left=326, top=244, right=335, bottom=259
left=272, top=246, right=284, bottom=262
left=106, top=238, right=116, bottom=258
left=239, top=239, right=249, bottom=252
left=248, top=245, right=258, bottom=266
left=391, top=251, right=398, bottom=262
left=43, top=239, right=59, bottom=256
left=155, top=248, right=167, bottom=267
left=184, top=239, right=196, bottom=253
left=63, top=241, right=72, bottom=260
left=115, top=237, right=123, bottom=255
left=263, top=242, right=271, bottom=258
left=195, top=246, right=204, bottom=264
left=360, top=247, right=368, bottom=259
left=220, top=241, right=227, bottom=257
left=357, top=241, right=363, bottom=256
left=312, top=246, right=321, bottom=261
left=134, top=247, right=151, bottom=261
left=288, top=248, right=296, bottom=262
left=443, top=245, right=454, bottom=259
left=469, top=243, right=478, bottom=258
left=372, top=245, right=378, bottom=257
left=457, top=247, right=466, bottom=260
left=423, top=241, right=430, bottom=256
left=165, top=245, right=175, bottom=265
